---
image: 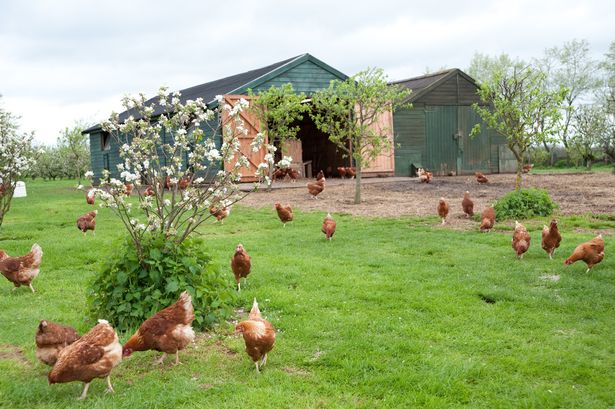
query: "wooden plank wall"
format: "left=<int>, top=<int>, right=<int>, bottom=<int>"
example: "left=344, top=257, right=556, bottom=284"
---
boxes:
left=363, top=108, right=395, bottom=175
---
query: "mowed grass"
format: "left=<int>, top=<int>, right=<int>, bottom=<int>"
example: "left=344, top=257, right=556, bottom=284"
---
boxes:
left=531, top=163, right=614, bottom=174
left=0, top=179, right=614, bottom=408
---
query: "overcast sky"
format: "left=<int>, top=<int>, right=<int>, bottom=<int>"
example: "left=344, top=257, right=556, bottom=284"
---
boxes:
left=1, top=0, right=613, bottom=145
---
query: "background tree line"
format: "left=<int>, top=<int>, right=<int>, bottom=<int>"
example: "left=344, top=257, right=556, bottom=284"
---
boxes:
left=28, top=124, right=91, bottom=181
left=467, top=38, right=615, bottom=172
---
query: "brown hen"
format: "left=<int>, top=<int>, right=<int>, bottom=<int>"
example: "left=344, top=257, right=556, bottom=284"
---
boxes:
left=480, top=207, right=496, bottom=232
left=35, top=320, right=80, bottom=366
left=77, top=210, right=97, bottom=236
left=564, top=234, right=605, bottom=272
left=48, top=320, right=122, bottom=400
left=322, top=213, right=336, bottom=240
left=123, top=291, right=195, bottom=365
left=541, top=219, right=562, bottom=259
left=437, top=197, right=449, bottom=224
left=0, top=243, right=43, bottom=292
left=512, top=221, right=531, bottom=259
left=231, top=244, right=252, bottom=291
left=235, top=299, right=276, bottom=373
left=275, top=202, right=294, bottom=226
left=461, top=191, right=474, bottom=217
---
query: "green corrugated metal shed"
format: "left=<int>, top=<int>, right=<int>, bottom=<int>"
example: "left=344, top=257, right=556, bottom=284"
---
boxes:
left=391, top=69, right=508, bottom=176
left=83, top=53, right=348, bottom=180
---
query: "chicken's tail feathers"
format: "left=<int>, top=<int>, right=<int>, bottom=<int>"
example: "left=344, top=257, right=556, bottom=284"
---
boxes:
left=97, top=319, right=109, bottom=325
left=249, top=298, right=262, bottom=320
left=30, top=243, right=43, bottom=264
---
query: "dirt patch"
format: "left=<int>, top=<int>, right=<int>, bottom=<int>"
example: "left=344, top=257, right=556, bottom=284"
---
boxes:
left=0, top=344, right=29, bottom=365
left=283, top=366, right=311, bottom=376
left=240, top=173, right=615, bottom=228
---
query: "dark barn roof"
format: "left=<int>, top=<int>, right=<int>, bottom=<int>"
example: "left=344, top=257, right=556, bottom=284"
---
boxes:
left=390, top=68, right=480, bottom=103
left=83, top=53, right=347, bottom=134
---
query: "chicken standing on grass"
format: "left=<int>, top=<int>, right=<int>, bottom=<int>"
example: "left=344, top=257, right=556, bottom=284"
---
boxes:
left=461, top=191, right=474, bottom=217
left=35, top=320, right=80, bottom=366
left=480, top=207, right=496, bottom=232
left=86, top=189, right=96, bottom=205
left=275, top=202, right=293, bottom=226
left=210, top=206, right=231, bottom=224
left=231, top=244, right=252, bottom=291
left=235, top=298, right=276, bottom=373
left=541, top=220, right=562, bottom=259
left=123, top=291, right=196, bottom=366
left=322, top=213, right=336, bottom=240
left=437, top=198, right=449, bottom=224
left=48, top=320, right=122, bottom=400
left=77, top=210, right=97, bottom=236
left=564, top=234, right=605, bottom=272
left=0, top=243, right=43, bottom=292
left=512, top=221, right=531, bottom=259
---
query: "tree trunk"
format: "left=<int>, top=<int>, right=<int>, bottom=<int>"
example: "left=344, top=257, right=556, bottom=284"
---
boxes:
left=354, top=160, right=362, bottom=204
left=515, top=160, right=523, bottom=191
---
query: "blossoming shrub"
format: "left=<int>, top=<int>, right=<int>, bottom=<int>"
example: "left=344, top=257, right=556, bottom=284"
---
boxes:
left=86, top=88, right=263, bottom=330
left=0, top=105, right=35, bottom=229
left=88, top=235, right=235, bottom=331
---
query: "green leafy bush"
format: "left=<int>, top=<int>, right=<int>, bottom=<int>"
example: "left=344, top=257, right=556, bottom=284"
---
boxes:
left=494, top=188, right=557, bottom=221
left=87, top=234, right=236, bottom=332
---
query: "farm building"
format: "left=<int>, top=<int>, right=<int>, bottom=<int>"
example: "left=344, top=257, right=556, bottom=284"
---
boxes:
left=83, top=53, right=397, bottom=182
left=391, top=69, right=514, bottom=176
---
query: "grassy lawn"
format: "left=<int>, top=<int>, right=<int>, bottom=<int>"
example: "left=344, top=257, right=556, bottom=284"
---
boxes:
left=1, top=179, right=614, bottom=408
left=531, top=163, right=614, bottom=174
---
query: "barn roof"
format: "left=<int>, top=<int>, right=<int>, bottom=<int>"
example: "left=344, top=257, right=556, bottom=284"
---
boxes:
left=390, top=68, right=480, bottom=103
left=83, top=53, right=347, bottom=134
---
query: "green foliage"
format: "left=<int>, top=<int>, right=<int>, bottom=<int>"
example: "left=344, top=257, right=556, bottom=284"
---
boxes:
left=88, top=233, right=236, bottom=332
left=494, top=188, right=557, bottom=220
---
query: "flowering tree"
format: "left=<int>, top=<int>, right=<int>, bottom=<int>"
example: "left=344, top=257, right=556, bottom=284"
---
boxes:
left=86, top=88, right=262, bottom=264
left=0, top=103, right=35, bottom=229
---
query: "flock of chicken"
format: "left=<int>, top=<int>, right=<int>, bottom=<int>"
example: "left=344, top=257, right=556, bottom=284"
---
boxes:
left=0, top=170, right=340, bottom=400
left=0, top=167, right=606, bottom=400
left=433, top=172, right=605, bottom=271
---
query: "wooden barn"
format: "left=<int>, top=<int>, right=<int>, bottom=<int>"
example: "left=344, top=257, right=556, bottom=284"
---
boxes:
left=391, top=69, right=514, bottom=176
left=84, top=53, right=397, bottom=182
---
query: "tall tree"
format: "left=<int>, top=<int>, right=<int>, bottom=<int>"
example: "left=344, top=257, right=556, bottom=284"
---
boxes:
left=311, top=67, right=411, bottom=204
left=467, top=53, right=522, bottom=85
left=57, top=123, right=90, bottom=182
left=248, top=84, right=308, bottom=188
left=535, top=39, right=601, bottom=151
left=600, top=40, right=615, bottom=172
left=471, top=65, right=567, bottom=190
left=570, top=104, right=606, bottom=169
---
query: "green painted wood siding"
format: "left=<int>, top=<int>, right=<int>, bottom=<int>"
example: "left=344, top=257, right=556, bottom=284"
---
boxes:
left=394, top=106, right=425, bottom=176
left=254, top=60, right=340, bottom=95
left=424, top=105, right=458, bottom=174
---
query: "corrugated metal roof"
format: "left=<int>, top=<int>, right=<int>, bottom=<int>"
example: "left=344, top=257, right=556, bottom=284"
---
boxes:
left=84, top=53, right=341, bottom=134
left=390, top=68, right=479, bottom=103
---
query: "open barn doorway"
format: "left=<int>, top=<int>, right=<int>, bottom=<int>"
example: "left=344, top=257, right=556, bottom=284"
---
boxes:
left=283, top=112, right=347, bottom=179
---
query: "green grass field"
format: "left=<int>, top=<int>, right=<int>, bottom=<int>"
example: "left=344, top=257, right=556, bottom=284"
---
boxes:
left=0, top=179, right=614, bottom=408
left=531, top=163, right=614, bottom=174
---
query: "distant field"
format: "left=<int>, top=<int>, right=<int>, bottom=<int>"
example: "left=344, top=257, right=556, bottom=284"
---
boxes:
left=531, top=164, right=614, bottom=174
left=0, top=179, right=614, bottom=408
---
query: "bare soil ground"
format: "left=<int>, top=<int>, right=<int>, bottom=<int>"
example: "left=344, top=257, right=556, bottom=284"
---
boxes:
left=240, top=172, right=615, bottom=228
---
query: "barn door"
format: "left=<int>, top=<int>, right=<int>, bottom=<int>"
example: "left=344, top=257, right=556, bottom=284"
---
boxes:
left=221, top=95, right=265, bottom=182
left=425, top=106, right=457, bottom=175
